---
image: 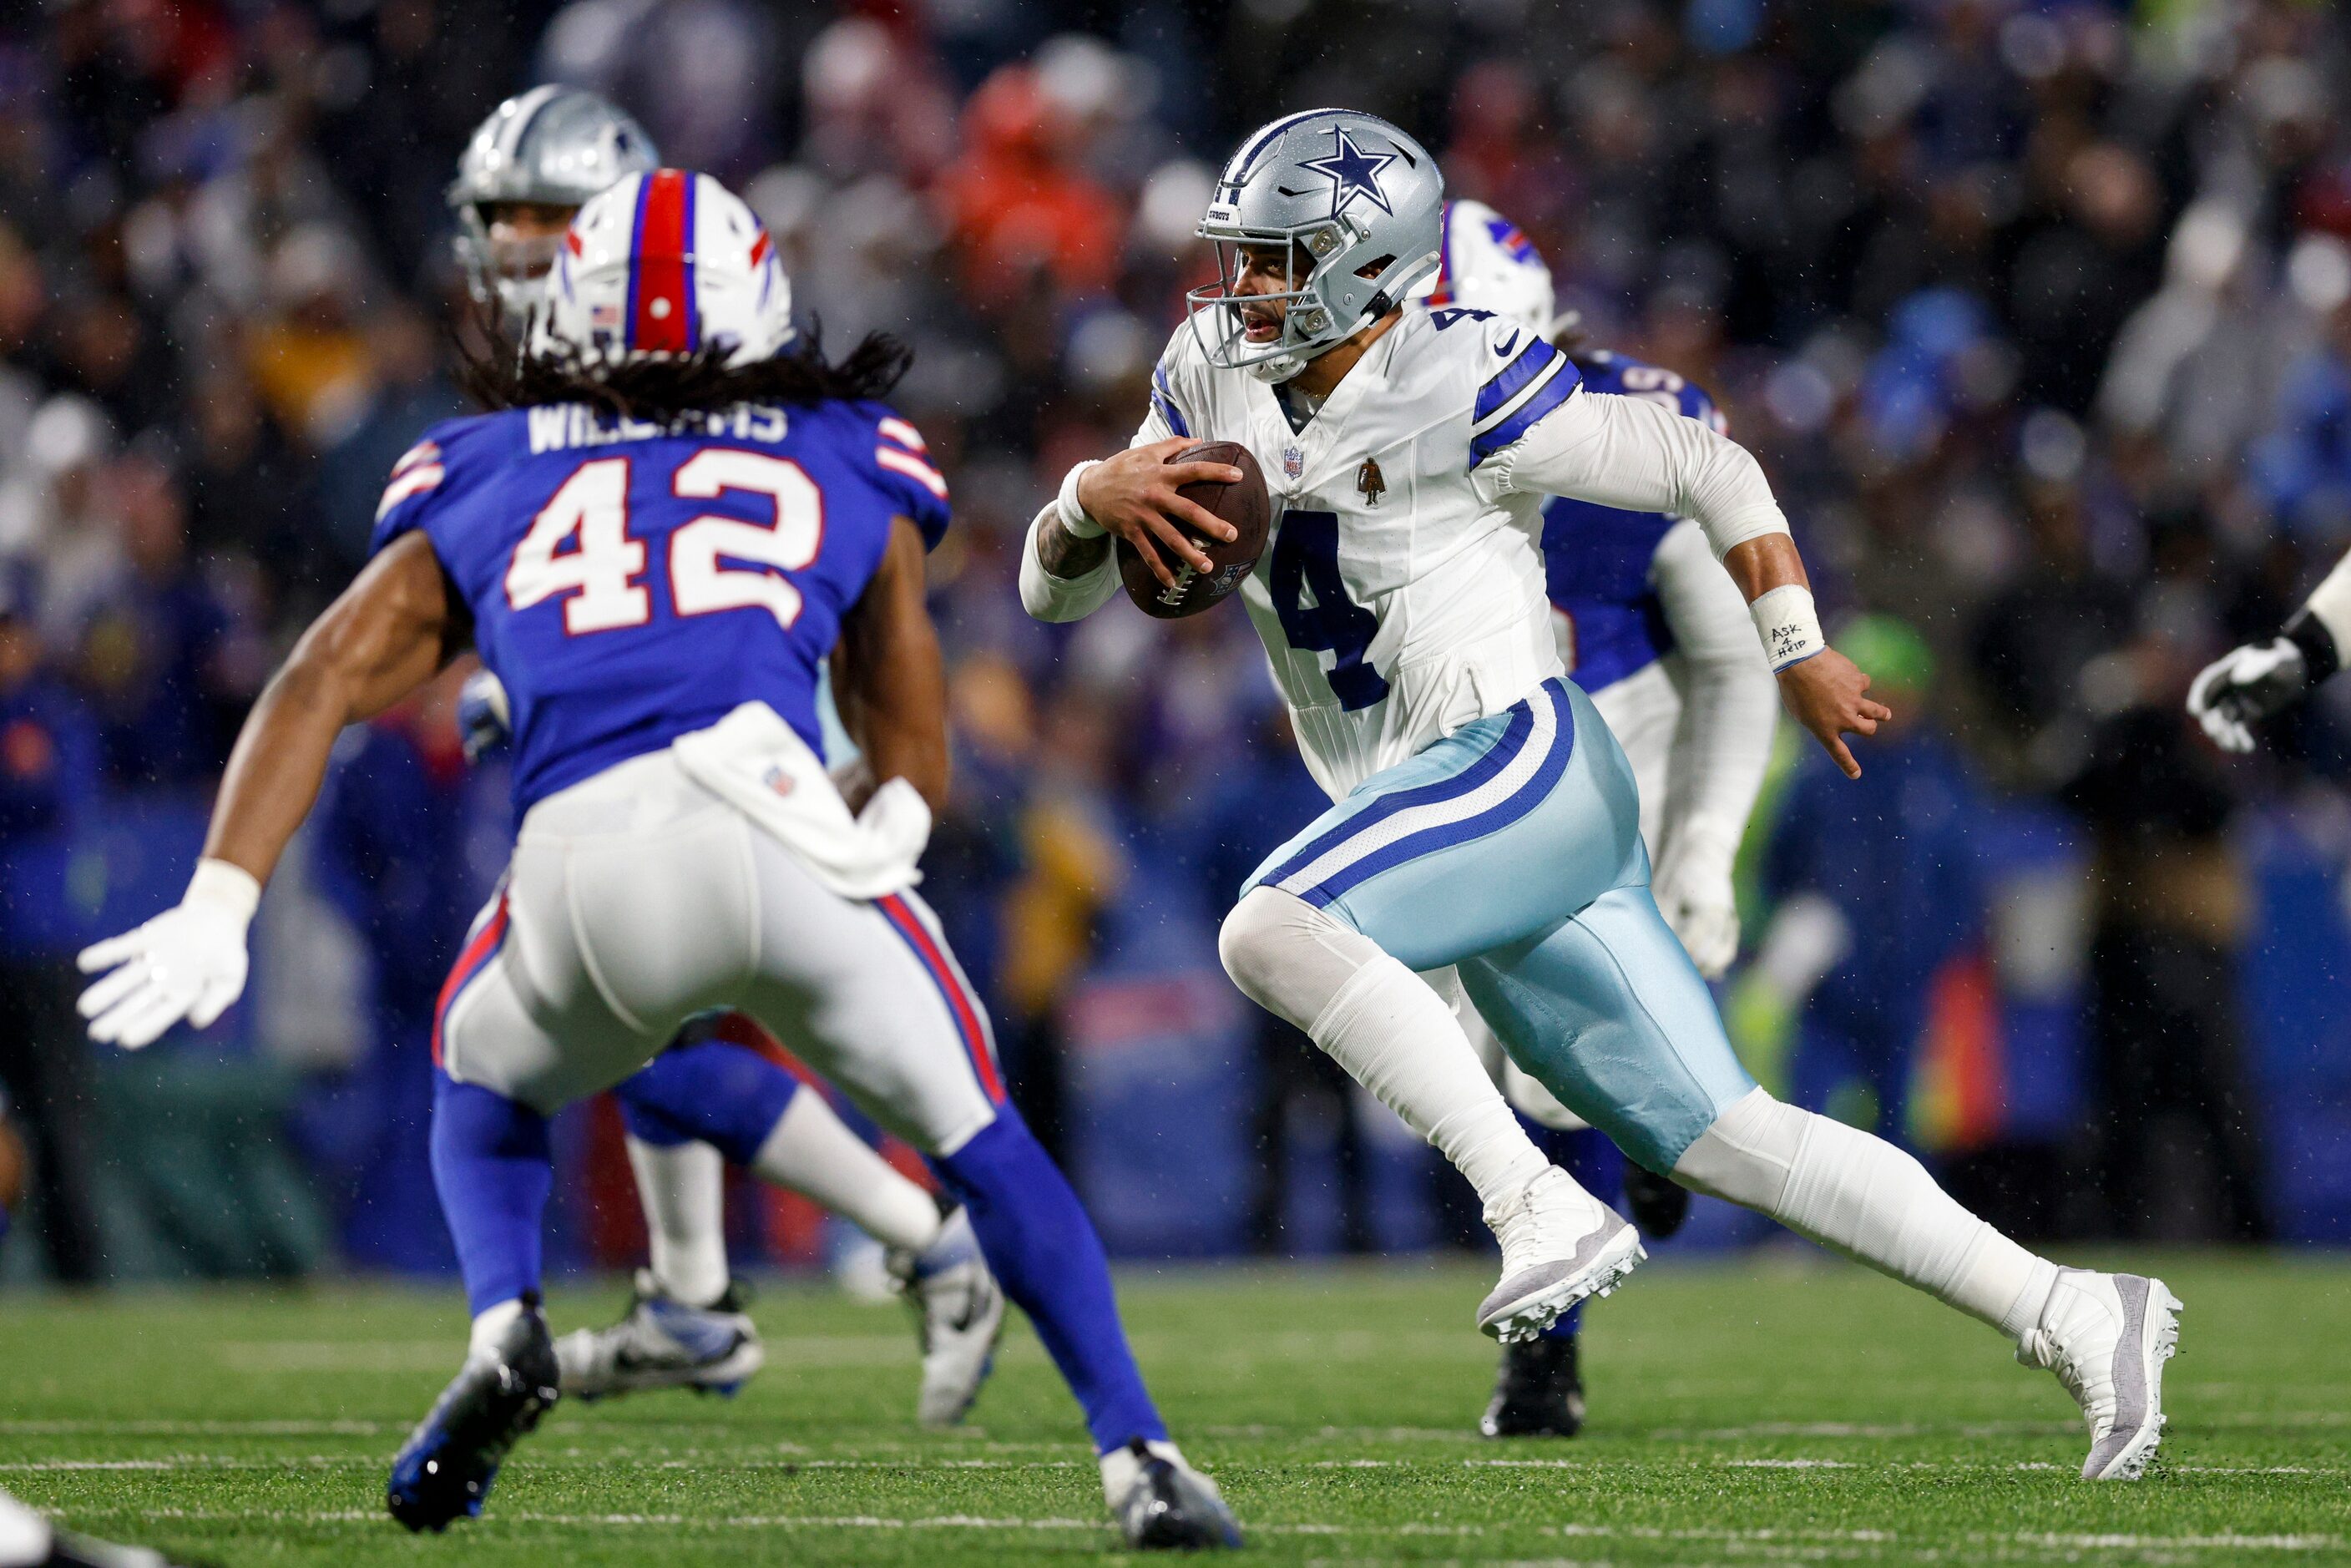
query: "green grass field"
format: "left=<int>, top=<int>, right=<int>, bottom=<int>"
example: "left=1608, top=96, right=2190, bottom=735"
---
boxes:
left=3, top=1252, right=2346, bottom=1565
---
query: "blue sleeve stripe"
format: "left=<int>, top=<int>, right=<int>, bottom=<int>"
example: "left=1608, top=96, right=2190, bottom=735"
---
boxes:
left=1470, top=364, right=1581, bottom=468
left=1150, top=366, right=1191, bottom=438
left=1474, top=338, right=1562, bottom=427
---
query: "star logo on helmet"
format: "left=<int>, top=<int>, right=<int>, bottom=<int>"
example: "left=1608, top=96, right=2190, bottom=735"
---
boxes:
left=1300, top=125, right=1398, bottom=218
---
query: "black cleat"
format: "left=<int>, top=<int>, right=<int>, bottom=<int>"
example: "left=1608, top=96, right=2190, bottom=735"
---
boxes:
left=1480, top=1333, right=1585, bottom=1438
left=387, top=1299, right=561, bottom=1532
left=1115, top=1439, right=1244, bottom=1551
left=1623, top=1163, right=1690, bottom=1240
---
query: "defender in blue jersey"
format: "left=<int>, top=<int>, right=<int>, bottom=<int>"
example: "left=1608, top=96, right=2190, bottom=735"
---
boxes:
left=1412, top=200, right=1780, bottom=1438
left=73, top=169, right=1239, bottom=1549
left=446, top=88, right=999, bottom=1421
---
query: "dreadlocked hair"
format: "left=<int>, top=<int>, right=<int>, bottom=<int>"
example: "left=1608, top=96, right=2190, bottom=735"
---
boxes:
left=454, top=309, right=913, bottom=424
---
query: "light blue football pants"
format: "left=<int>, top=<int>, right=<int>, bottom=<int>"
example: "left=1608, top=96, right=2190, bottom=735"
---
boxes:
left=1244, top=677, right=1755, bottom=1174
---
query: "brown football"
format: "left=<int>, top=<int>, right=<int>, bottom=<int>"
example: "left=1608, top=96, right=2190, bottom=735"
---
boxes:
left=1117, top=441, right=1272, bottom=620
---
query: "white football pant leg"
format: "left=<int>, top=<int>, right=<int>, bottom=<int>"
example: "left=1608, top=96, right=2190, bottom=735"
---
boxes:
left=441, top=751, right=760, bottom=1111
left=734, top=848, right=1000, bottom=1157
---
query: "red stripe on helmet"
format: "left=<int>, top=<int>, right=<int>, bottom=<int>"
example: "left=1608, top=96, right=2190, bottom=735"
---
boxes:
left=630, top=169, right=692, bottom=355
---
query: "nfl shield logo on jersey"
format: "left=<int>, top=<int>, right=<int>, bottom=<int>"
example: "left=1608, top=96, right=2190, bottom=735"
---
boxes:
left=1283, top=445, right=1305, bottom=479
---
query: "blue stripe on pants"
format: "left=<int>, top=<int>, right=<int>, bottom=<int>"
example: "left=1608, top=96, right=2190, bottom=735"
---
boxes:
left=1241, top=677, right=1757, bottom=1174
left=1257, top=683, right=1574, bottom=912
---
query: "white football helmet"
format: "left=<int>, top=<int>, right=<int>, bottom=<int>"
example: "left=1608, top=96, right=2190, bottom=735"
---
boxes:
left=1190, top=109, right=1443, bottom=383
left=1409, top=199, right=1567, bottom=341
left=536, top=169, right=795, bottom=367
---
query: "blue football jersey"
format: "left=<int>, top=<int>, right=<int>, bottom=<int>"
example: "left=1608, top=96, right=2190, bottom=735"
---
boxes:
left=371, top=398, right=950, bottom=821
left=1540, top=350, right=1726, bottom=691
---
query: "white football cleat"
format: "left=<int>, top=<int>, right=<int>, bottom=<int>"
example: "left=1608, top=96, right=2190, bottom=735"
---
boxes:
left=1476, top=1166, right=1646, bottom=1342
left=887, top=1207, right=1005, bottom=1427
left=2017, top=1268, right=2182, bottom=1479
left=554, top=1271, right=764, bottom=1400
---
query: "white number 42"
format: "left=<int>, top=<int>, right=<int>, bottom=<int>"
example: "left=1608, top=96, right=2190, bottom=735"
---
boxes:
left=505, top=451, right=823, bottom=635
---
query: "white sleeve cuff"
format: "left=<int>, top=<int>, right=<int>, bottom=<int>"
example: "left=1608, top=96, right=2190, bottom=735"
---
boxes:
left=1056, top=460, right=1105, bottom=539
left=1701, top=503, right=1792, bottom=561
left=1019, top=503, right=1121, bottom=623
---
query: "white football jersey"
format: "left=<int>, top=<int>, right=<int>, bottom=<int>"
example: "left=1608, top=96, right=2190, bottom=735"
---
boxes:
left=1142, top=306, right=1581, bottom=799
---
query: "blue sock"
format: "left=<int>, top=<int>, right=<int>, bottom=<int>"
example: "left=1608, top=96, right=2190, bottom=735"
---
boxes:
left=932, top=1108, right=1167, bottom=1454
left=613, top=1039, right=801, bottom=1166
left=431, top=1070, right=553, bottom=1317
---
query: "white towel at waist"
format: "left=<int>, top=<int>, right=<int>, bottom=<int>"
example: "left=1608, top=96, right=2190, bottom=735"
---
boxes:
left=670, top=701, right=930, bottom=900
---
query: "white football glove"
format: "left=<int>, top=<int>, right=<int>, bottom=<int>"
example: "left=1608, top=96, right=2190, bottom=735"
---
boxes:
left=1651, top=822, right=1742, bottom=980
left=2187, top=637, right=2308, bottom=754
left=456, top=668, right=512, bottom=765
left=76, top=859, right=260, bottom=1049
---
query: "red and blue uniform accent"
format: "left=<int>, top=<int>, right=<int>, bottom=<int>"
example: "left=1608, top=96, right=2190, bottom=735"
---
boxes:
left=876, top=892, right=1005, bottom=1104
left=431, top=893, right=509, bottom=1068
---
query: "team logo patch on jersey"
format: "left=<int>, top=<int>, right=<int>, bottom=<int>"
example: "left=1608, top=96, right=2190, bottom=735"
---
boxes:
left=1283, top=445, right=1305, bottom=479
left=1357, top=458, right=1386, bottom=507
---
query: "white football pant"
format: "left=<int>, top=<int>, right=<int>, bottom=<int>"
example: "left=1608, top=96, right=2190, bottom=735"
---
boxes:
left=434, top=747, right=1004, bottom=1155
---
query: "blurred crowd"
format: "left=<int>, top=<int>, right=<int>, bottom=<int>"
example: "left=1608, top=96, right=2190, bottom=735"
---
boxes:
left=5, top=0, right=2351, bottom=1282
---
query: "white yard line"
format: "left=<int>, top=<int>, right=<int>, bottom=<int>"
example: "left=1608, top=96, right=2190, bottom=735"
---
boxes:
left=39, top=1505, right=2348, bottom=1554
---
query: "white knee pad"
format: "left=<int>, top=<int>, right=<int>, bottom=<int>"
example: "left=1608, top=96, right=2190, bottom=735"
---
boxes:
left=1219, top=886, right=1381, bottom=1031
left=1675, top=1087, right=2042, bottom=1329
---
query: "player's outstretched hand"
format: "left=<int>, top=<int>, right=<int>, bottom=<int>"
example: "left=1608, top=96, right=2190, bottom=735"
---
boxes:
left=1778, top=649, right=1891, bottom=780
left=75, top=861, right=260, bottom=1049
left=2187, top=637, right=2308, bottom=754
left=1074, top=438, right=1244, bottom=589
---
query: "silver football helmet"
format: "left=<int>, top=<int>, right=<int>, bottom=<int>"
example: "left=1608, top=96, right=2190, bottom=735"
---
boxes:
left=448, top=85, right=660, bottom=314
left=1188, top=109, right=1443, bottom=382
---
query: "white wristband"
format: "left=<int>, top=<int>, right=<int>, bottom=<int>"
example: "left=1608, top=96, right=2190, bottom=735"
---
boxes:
left=186, top=857, right=262, bottom=924
left=2303, top=550, right=2351, bottom=656
left=1750, top=584, right=1824, bottom=672
left=1056, top=460, right=1105, bottom=539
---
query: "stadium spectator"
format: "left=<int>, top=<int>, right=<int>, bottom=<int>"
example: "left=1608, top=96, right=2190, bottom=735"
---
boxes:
left=1762, top=616, right=1987, bottom=1142
left=0, top=564, right=104, bottom=1282
left=1195, top=705, right=1378, bottom=1256
left=2061, top=601, right=2273, bottom=1242
left=72, top=448, right=260, bottom=790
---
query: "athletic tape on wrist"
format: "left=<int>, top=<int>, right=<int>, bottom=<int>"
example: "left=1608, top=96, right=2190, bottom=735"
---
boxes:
left=187, top=857, right=262, bottom=923
left=1750, top=584, right=1824, bottom=672
left=1056, top=460, right=1105, bottom=539
left=2293, top=555, right=2351, bottom=684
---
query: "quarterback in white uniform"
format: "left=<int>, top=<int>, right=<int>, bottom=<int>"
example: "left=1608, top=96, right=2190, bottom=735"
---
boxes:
left=1024, top=108, right=2179, bottom=1479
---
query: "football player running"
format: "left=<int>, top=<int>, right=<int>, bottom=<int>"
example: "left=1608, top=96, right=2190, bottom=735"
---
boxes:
left=76, top=167, right=1239, bottom=1548
left=2188, top=547, right=2351, bottom=751
left=1408, top=200, right=1778, bottom=1438
left=1024, top=109, right=2179, bottom=1480
left=447, top=87, right=1002, bottom=1423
